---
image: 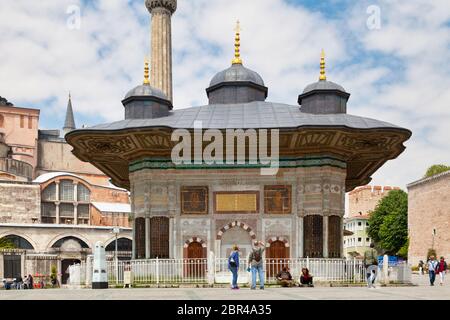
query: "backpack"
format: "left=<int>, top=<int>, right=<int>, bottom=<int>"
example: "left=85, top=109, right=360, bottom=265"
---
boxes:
left=253, top=249, right=262, bottom=262
left=229, top=252, right=237, bottom=267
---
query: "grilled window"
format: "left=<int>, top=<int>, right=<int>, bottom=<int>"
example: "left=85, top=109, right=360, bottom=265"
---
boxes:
left=42, top=183, right=57, bottom=201
left=150, top=217, right=170, bottom=259
left=78, top=204, right=90, bottom=218
left=41, top=202, right=56, bottom=218
left=77, top=184, right=90, bottom=202
left=135, top=218, right=146, bottom=259
left=303, top=215, right=323, bottom=258
left=60, top=203, right=74, bottom=218
left=328, top=215, right=342, bottom=258
left=59, top=180, right=74, bottom=201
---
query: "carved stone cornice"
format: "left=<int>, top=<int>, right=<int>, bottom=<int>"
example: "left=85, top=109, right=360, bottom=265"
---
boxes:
left=67, top=126, right=410, bottom=191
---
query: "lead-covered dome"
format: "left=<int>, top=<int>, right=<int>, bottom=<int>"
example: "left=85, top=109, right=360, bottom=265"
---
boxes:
left=209, top=63, right=265, bottom=88
left=206, top=63, right=268, bottom=104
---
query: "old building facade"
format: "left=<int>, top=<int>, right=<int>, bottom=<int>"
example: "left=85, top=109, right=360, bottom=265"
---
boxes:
left=408, top=171, right=450, bottom=265
left=0, top=97, right=132, bottom=283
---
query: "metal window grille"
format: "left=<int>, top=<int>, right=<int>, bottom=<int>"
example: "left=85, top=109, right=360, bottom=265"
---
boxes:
left=59, top=180, right=74, bottom=201
left=42, top=183, right=56, bottom=201
left=328, top=215, right=342, bottom=258
left=78, top=204, right=90, bottom=218
left=60, top=203, right=74, bottom=218
left=77, top=184, right=90, bottom=202
left=41, top=202, right=56, bottom=217
left=303, top=215, right=323, bottom=258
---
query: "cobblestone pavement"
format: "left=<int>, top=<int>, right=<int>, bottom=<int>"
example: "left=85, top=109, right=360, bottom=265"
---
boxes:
left=1, top=274, right=449, bottom=300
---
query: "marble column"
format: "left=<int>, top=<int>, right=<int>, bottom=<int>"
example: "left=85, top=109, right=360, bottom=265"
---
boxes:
left=323, top=216, right=329, bottom=258
left=298, top=216, right=304, bottom=258
left=131, top=218, right=136, bottom=260
left=145, top=217, right=151, bottom=259
left=146, top=0, right=177, bottom=102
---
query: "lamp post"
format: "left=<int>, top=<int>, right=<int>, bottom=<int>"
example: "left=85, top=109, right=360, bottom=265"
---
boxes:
left=112, top=227, right=120, bottom=285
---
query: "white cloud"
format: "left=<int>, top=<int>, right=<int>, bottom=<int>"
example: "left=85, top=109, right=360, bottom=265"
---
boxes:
left=0, top=0, right=449, bottom=189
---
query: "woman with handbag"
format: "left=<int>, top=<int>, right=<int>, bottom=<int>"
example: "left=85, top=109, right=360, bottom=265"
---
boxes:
left=228, top=245, right=240, bottom=290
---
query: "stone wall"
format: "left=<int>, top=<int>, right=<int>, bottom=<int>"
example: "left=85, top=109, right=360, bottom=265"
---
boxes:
left=0, top=182, right=40, bottom=224
left=408, top=172, right=450, bottom=265
left=36, top=139, right=109, bottom=185
left=348, top=185, right=400, bottom=217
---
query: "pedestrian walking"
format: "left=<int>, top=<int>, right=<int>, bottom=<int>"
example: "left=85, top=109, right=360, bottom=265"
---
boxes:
left=428, top=255, right=438, bottom=286
left=436, top=256, right=447, bottom=286
left=363, top=243, right=378, bottom=288
left=418, top=260, right=424, bottom=275
left=248, top=241, right=265, bottom=290
left=228, top=245, right=240, bottom=290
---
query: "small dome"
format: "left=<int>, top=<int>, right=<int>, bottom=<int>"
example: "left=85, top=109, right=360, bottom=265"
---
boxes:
left=124, top=84, right=169, bottom=101
left=209, top=64, right=265, bottom=88
left=302, top=80, right=347, bottom=94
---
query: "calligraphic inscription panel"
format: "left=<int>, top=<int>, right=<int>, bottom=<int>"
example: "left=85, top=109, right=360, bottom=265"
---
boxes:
left=214, top=192, right=259, bottom=214
left=181, top=186, right=209, bottom=215
left=264, top=185, right=292, bottom=214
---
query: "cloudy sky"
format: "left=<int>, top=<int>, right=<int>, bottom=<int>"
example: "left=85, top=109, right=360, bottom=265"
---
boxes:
left=0, top=0, right=449, bottom=189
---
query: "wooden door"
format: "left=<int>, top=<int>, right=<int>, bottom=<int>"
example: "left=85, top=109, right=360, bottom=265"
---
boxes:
left=186, top=242, right=206, bottom=278
left=266, top=241, right=289, bottom=278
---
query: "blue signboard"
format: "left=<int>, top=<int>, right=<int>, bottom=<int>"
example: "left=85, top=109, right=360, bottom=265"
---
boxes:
left=377, top=256, right=399, bottom=266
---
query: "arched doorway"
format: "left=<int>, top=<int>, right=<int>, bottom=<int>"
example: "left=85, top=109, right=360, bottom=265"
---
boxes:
left=266, top=240, right=290, bottom=278
left=106, top=238, right=132, bottom=261
left=185, top=242, right=206, bottom=278
left=1, top=235, right=34, bottom=279
left=51, top=236, right=89, bottom=285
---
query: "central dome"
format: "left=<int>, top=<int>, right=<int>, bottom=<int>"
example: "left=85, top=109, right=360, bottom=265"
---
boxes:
left=206, top=63, right=268, bottom=105
left=209, top=63, right=265, bottom=88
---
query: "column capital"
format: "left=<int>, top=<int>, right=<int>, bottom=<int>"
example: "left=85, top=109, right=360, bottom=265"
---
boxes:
left=145, top=0, right=177, bottom=14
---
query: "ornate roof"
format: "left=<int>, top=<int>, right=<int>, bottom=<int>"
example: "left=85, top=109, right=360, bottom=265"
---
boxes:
left=66, top=101, right=411, bottom=191
left=83, top=101, right=404, bottom=131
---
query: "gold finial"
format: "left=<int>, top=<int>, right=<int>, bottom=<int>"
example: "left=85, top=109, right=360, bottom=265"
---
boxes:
left=319, top=49, right=327, bottom=81
left=232, top=20, right=242, bottom=65
left=143, top=56, right=150, bottom=85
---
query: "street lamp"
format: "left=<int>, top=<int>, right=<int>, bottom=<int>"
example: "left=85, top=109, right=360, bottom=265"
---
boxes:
left=112, top=227, right=120, bottom=285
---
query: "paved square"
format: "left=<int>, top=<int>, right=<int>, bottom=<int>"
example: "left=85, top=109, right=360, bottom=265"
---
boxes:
left=1, top=275, right=449, bottom=300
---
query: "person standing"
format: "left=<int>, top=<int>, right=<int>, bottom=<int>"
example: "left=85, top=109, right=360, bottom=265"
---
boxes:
left=248, top=241, right=265, bottom=290
left=228, top=245, right=240, bottom=290
left=363, top=243, right=378, bottom=288
left=418, top=260, right=424, bottom=275
left=428, top=256, right=438, bottom=286
left=436, top=257, right=447, bottom=286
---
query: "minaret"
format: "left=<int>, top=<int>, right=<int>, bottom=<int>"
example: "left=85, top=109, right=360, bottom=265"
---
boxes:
left=145, top=0, right=177, bottom=102
left=63, top=93, right=76, bottom=135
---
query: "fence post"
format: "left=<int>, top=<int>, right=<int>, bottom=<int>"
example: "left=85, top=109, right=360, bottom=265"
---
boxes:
left=306, top=256, right=310, bottom=270
left=383, top=255, right=389, bottom=285
left=156, top=257, right=160, bottom=286
left=208, top=251, right=215, bottom=285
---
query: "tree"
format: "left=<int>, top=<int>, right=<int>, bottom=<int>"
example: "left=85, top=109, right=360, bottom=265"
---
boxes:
left=424, top=164, right=450, bottom=178
left=367, top=189, right=408, bottom=255
left=0, top=237, right=15, bottom=249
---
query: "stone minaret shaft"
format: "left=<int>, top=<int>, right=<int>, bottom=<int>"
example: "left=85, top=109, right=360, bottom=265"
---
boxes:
left=145, top=0, right=177, bottom=102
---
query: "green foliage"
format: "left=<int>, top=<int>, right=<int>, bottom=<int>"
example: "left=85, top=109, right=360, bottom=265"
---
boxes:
left=50, top=265, right=57, bottom=279
left=397, top=238, right=409, bottom=258
left=0, top=237, right=15, bottom=249
left=424, top=164, right=450, bottom=178
left=367, top=189, right=408, bottom=255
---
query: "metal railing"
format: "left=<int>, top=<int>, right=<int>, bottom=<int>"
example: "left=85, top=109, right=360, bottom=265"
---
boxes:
left=75, top=257, right=368, bottom=286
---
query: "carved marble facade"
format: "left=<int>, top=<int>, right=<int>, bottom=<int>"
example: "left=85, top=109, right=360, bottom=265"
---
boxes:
left=129, top=165, right=346, bottom=260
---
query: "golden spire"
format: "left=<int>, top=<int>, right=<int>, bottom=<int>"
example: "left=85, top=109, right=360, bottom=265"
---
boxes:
left=319, top=49, right=327, bottom=81
left=232, top=20, right=242, bottom=65
left=143, top=56, right=150, bottom=85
